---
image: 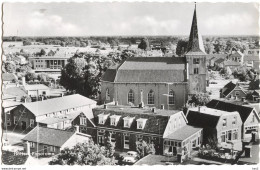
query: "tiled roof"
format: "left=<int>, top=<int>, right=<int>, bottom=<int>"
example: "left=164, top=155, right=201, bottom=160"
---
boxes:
left=92, top=105, right=180, bottom=135
left=22, top=126, right=75, bottom=147
left=221, top=81, right=236, bottom=97
left=2, top=100, right=22, bottom=108
left=186, top=110, right=220, bottom=128
left=2, top=73, right=17, bottom=81
left=214, top=58, right=225, bottom=64
left=164, top=125, right=202, bottom=141
left=206, top=99, right=254, bottom=123
left=23, top=94, right=96, bottom=117
left=24, top=84, right=49, bottom=91
left=102, top=57, right=186, bottom=83
left=2, top=94, right=17, bottom=100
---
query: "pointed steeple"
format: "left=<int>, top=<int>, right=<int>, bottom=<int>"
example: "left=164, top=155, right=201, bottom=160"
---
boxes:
left=186, top=3, right=206, bottom=54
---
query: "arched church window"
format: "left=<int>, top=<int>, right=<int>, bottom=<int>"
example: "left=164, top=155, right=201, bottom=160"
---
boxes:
left=106, top=88, right=110, bottom=101
left=128, top=89, right=134, bottom=103
left=148, top=90, right=155, bottom=105
left=169, top=90, right=175, bottom=105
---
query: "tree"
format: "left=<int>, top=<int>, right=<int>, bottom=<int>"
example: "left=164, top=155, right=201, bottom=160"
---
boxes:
left=176, top=40, right=188, bottom=56
left=49, top=139, right=116, bottom=165
left=25, top=72, right=37, bottom=81
left=21, top=95, right=32, bottom=103
left=138, top=38, right=150, bottom=51
left=249, top=79, right=260, bottom=90
left=187, top=92, right=211, bottom=107
left=23, top=40, right=32, bottom=46
left=40, top=49, right=46, bottom=56
left=204, top=42, right=215, bottom=54
left=4, top=61, right=16, bottom=73
left=136, top=140, right=155, bottom=158
left=37, top=73, right=50, bottom=82
left=60, top=53, right=115, bottom=98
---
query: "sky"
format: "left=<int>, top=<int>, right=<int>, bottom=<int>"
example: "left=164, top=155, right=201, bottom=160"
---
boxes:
left=3, top=2, right=259, bottom=36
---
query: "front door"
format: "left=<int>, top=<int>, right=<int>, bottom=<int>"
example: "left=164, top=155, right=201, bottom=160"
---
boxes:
left=21, top=121, right=26, bottom=130
left=43, top=145, right=48, bottom=156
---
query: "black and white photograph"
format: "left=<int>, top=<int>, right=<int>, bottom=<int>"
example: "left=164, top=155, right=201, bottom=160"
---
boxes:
left=1, top=0, right=259, bottom=167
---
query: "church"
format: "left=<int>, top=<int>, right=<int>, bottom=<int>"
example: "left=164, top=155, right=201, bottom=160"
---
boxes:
left=100, top=5, right=207, bottom=110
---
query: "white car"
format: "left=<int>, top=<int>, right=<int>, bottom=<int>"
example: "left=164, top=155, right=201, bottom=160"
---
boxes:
left=122, top=156, right=138, bottom=165
left=126, top=151, right=138, bottom=158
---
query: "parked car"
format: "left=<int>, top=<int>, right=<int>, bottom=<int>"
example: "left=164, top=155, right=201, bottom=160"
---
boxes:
left=122, top=156, right=138, bottom=165
left=117, top=151, right=139, bottom=165
left=210, top=81, right=218, bottom=84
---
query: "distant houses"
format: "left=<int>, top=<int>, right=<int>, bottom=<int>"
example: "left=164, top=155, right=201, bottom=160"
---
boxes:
left=219, top=81, right=247, bottom=100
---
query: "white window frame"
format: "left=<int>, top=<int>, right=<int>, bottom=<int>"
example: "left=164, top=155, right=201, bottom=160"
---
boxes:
left=98, top=131, right=105, bottom=145
left=124, top=119, right=130, bottom=128
left=30, top=142, right=35, bottom=148
left=137, top=121, right=143, bottom=129
left=110, top=132, right=116, bottom=143
left=50, top=146, right=56, bottom=152
left=99, top=116, right=104, bottom=125
left=105, top=88, right=110, bottom=101
left=110, top=117, right=116, bottom=126
left=80, top=117, right=87, bottom=125
left=221, top=132, right=226, bottom=142
left=14, top=116, right=17, bottom=124
left=30, top=119, right=34, bottom=127
left=235, top=91, right=240, bottom=96
left=194, top=68, right=199, bottom=74
left=193, top=58, right=200, bottom=64
left=124, top=134, right=130, bottom=149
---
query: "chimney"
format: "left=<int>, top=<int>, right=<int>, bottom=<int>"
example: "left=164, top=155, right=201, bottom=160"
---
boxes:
left=241, top=97, right=245, bottom=102
left=104, top=104, right=107, bottom=109
left=161, top=104, right=164, bottom=110
left=152, top=107, right=156, bottom=113
left=75, top=125, right=80, bottom=133
left=198, top=106, right=201, bottom=113
left=22, top=77, right=26, bottom=86
left=26, top=141, right=31, bottom=156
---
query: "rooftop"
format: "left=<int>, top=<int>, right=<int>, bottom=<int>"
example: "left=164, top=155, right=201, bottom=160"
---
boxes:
left=22, top=126, right=74, bottom=147
left=188, top=106, right=238, bottom=117
left=24, top=84, right=49, bottom=91
left=164, top=125, right=202, bottom=141
left=23, top=94, right=96, bottom=117
left=94, top=104, right=179, bottom=117
left=2, top=73, right=17, bottom=81
left=2, top=100, right=22, bottom=108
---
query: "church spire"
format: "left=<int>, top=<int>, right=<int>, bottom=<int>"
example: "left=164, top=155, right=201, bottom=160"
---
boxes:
left=187, top=3, right=206, bottom=54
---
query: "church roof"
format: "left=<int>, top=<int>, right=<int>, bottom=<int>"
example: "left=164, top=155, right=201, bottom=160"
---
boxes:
left=186, top=5, right=206, bottom=55
left=102, top=57, right=187, bottom=83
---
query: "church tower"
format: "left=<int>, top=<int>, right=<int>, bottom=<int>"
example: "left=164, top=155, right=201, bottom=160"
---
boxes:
left=186, top=3, right=207, bottom=94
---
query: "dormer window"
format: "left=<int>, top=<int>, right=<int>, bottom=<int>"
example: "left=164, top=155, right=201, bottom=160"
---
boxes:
left=123, top=116, right=135, bottom=128
left=136, top=118, right=147, bottom=130
left=110, top=115, right=121, bottom=126
left=98, top=113, right=110, bottom=125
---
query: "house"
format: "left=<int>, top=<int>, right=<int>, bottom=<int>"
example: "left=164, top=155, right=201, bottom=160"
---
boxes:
left=245, top=48, right=260, bottom=55
left=2, top=86, right=27, bottom=101
left=101, top=6, right=207, bottom=110
left=229, top=51, right=244, bottom=64
left=13, top=55, right=27, bottom=65
left=219, top=81, right=247, bottom=99
left=207, top=54, right=227, bottom=67
left=87, top=103, right=202, bottom=159
left=206, top=99, right=260, bottom=141
left=2, top=73, right=18, bottom=84
left=2, top=100, right=22, bottom=129
left=10, top=94, right=96, bottom=132
left=244, top=55, right=260, bottom=71
left=247, top=90, right=260, bottom=102
left=22, top=126, right=91, bottom=155
left=23, top=84, right=50, bottom=97
left=186, top=106, right=243, bottom=150
left=223, top=60, right=241, bottom=71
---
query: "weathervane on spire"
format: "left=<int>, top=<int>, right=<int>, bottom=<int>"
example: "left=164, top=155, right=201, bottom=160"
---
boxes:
left=195, top=2, right=197, bottom=9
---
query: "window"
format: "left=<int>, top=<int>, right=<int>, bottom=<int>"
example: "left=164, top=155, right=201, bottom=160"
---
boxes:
left=99, top=117, right=104, bottom=124
left=168, top=90, right=175, bottom=105
left=227, top=130, right=232, bottom=141
left=193, top=58, right=200, bottom=64
left=194, top=68, right=199, bottom=74
left=105, top=88, right=110, bottom=101
left=232, top=130, right=238, bottom=140
left=221, top=132, right=226, bottom=142
left=223, top=118, right=227, bottom=127
left=30, top=119, right=34, bottom=127
left=50, top=146, right=56, bottom=152
left=147, top=90, right=155, bottom=105
left=128, top=90, right=134, bottom=103
left=252, top=115, right=255, bottom=123
left=14, top=116, right=17, bottom=125
left=137, top=121, right=143, bottom=129
left=124, top=135, right=130, bottom=149
left=30, top=142, right=35, bottom=148
left=123, top=117, right=134, bottom=128
left=235, top=91, right=240, bottom=96
left=174, top=119, right=177, bottom=129
left=178, top=117, right=181, bottom=127
left=136, top=135, right=143, bottom=142
left=110, top=132, right=116, bottom=143
left=124, top=119, right=130, bottom=128
left=98, top=131, right=105, bottom=145
left=80, top=117, right=87, bottom=125
left=110, top=117, right=116, bottom=126
left=232, top=117, right=237, bottom=125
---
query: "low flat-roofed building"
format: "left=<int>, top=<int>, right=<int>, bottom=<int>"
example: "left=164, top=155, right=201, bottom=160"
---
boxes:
left=23, top=84, right=50, bottom=97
